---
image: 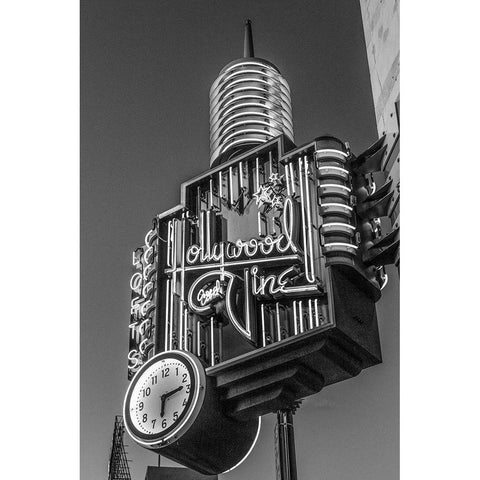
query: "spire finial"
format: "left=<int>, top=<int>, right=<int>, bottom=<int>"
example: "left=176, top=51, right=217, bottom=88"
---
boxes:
left=243, top=19, right=255, bottom=58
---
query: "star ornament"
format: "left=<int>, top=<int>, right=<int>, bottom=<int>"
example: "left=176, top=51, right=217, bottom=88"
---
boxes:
left=253, top=184, right=284, bottom=210
left=253, top=185, right=272, bottom=207
left=268, top=172, right=284, bottom=187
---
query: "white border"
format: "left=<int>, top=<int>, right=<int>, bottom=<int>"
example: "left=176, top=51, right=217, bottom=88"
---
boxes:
left=402, top=3, right=480, bottom=478
left=1, top=2, right=79, bottom=480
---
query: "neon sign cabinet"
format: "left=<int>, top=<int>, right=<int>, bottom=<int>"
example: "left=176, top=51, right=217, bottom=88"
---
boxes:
left=126, top=134, right=384, bottom=472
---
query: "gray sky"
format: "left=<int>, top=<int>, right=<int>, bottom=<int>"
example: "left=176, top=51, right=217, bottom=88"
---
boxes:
left=80, top=1, right=399, bottom=479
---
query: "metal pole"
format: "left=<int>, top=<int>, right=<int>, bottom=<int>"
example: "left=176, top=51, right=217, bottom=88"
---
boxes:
left=275, top=406, right=298, bottom=480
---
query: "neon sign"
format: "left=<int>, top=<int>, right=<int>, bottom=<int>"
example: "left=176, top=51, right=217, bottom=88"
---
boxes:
left=185, top=196, right=300, bottom=267
left=127, top=221, right=159, bottom=379
left=181, top=192, right=323, bottom=346
left=137, top=147, right=355, bottom=367
left=197, top=280, right=224, bottom=307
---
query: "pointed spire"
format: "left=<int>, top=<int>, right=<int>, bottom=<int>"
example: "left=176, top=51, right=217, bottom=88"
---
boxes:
left=243, top=19, right=255, bottom=58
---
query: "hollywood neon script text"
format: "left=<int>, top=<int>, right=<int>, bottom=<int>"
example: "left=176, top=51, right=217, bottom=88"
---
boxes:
left=186, top=196, right=299, bottom=266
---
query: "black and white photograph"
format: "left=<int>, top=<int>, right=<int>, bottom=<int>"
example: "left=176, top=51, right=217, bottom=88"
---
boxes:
left=81, top=2, right=399, bottom=479
left=3, top=1, right=479, bottom=480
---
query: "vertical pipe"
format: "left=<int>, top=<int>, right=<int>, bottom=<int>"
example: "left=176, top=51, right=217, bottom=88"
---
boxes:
left=210, top=317, right=215, bottom=366
left=199, top=211, right=205, bottom=256
left=218, top=323, right=223, bottom=363
left=257, top=211, right=263, bottom=237
left=239, top=161, right=244, bottom=194
left=180, top=215, right=186, bottom=352
left=196, top=320, right=201, bottom=356
left=298, top=157, right=314, bottom=283
left=285, top=161, right=291, bottom=196
left=179, top=305, right=183, bottom=350
left=308, top=299, right=314, bottom=330
left=256, top=156, right=262, bottom=235
left=166, top=221, right=172, bottom=267
left=171, top=220, right=178, bottom=353
left=168, top=283, right=174, bottom=351
left=314, top=298, right=320, bottom=328
left=299, top=301, right=304, bottom=333
left=209, top=178, right=214, bottom=208
left=191, top=317, right=197, bottom=355
left=293, top=300, right=298, bottom=335
left=184, top=308, right=188, bottom=350
left=289, top=163, right=295, bottom=195
left=261, top=304, right=266, bottom=347
left=275, top=302, right=281, bottom=341
left=244, top=268, right=252, bottom=336
left=206, top=210, right=211, bottom=258
left=275, top=408, right=298, bottom=480
left=229, top=166, right=234, bottom=206
left=164, top=279, right=171, bottom=351
left=304, top=156, right=315, bottom=282
left=218, top=170, right=223, bottom=201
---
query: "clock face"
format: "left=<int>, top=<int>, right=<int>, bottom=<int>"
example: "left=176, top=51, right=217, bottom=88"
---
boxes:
left=123, top=351, right=205, bottom=447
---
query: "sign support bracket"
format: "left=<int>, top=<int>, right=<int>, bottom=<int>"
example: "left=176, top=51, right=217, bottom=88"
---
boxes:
left=275, top=404, right=299, bottom=480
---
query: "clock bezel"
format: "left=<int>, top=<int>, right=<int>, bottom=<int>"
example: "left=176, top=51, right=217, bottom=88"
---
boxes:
left=123, top=350, right=206, bottom=448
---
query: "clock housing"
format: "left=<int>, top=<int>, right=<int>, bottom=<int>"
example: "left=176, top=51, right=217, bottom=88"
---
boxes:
left=123, top=350, right=260, bottom=475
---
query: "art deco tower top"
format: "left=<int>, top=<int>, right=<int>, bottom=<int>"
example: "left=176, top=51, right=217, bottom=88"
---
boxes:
left=209, top=20, right=294, bottom=166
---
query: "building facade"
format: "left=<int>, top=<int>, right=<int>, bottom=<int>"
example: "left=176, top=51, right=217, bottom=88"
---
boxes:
left=360, top=0, right=400, bottom=250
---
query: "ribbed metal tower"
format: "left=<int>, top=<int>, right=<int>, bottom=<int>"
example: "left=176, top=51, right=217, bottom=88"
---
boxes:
left=209, top=20, right=294, bottom=166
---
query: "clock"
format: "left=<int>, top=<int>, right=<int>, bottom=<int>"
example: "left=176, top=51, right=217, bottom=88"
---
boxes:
left=124, top=350, right=206, bottom=448
left=123, top=350, right=261, bottom=475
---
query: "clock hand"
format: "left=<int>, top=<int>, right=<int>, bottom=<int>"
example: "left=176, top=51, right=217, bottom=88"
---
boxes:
left=164, top=385, right=183, bottom=399
left=160, top=394, right=166, bottom=418
left=160, top=386, right=183, bottom=418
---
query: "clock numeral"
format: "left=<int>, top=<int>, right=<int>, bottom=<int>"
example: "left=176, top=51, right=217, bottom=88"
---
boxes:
left=142, top=387, right=151, bottom=397
left=151, top=419, right=156, bottom=428
left=182, top=398, right=187, bottom=406
left=162, top=419, right=167, bottom=428
left=142, top=413, right=148, bottom=423
left=162, top=367, right=170, bottom=378
left=175, top=367, right=178, bottom=376
left=151, top=376, right=157, bottom=385
left=185, top=384, right=191, bottom=394
left=182, top=373, right=188, bottom=383
left=139, top=402, right=144, bottom=411
left=173, top=411, right=179, bottom=421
